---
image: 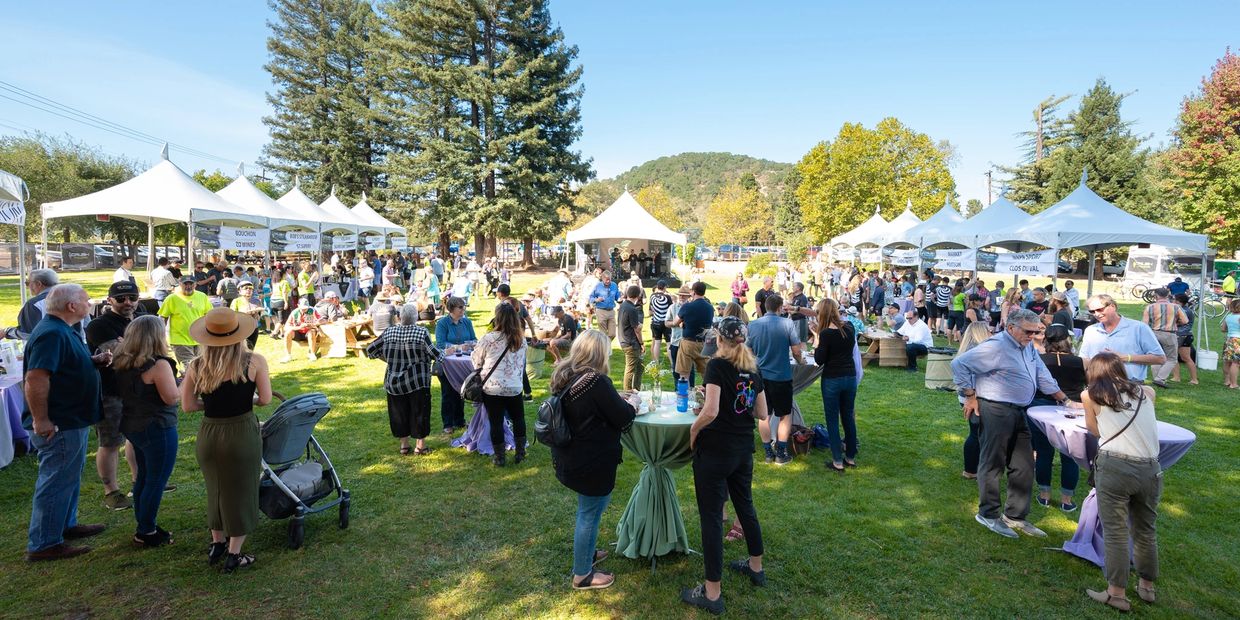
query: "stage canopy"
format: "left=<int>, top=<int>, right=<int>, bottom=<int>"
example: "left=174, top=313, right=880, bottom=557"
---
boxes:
left=566, top=190, right=686, bottom=245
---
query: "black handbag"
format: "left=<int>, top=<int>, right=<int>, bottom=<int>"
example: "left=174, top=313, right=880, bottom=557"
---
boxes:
left=460, top=340, right=510, bottom=404
left=1087, top=390, right=1145, bottom=487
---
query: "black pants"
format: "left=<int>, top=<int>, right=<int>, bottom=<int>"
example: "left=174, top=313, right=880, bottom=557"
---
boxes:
left=692, top=440, right=764, bottom=582
left=387, top=390, right=431, bottom=439
left=906, top=343, right=928, bottom=369
left=482, top=393, right=526, bottom=453
left=438, top=372, right=466, bottom=429
left=963, top=413, right=980, bottom=475
left=976, top=398, right=1033, bottom=520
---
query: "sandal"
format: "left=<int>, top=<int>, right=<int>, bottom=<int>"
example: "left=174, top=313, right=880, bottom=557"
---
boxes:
left=133, top=527, right=174, bottom=547
left=572, top=570, right=614, bottom=590
left=827, top=462, right=846, bottom=473
left=592, top=549, right=608, bottom=566
left=207, top=542, right=227, bottom=565
left=400, top=446, right=412, bottom=456
left=724, top=523, right=745, bottom=542
left=1137, top=585, right=1156, bottom=604
left=222, top=552, right=256, bottom=573
left=1086, top=589, right=1131, bottom=612
left=414, top=446, right=433, bottom=456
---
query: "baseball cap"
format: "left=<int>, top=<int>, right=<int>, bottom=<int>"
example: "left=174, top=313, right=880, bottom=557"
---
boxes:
left=887, top=302, right=900, bottom=309
left=180, top=276, right=196, bottom=284
left=239, top=281, right=255, bottom=289
left=496, top=283, right=511, bottom=296
left=324, top=290, right=340, bottom=299
left=717, top=316, right=747, bottom=343
left=108, top=281, right=140, bottom=298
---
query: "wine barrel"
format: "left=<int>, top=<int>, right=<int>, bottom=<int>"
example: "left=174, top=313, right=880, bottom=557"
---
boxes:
left=924, top=347, right=958, bottom=390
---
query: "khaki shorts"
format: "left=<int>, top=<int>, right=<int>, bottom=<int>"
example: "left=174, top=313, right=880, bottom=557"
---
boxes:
left=675, top=338, right=709, bottom=378
left=95, top=395, right=125, bottom=448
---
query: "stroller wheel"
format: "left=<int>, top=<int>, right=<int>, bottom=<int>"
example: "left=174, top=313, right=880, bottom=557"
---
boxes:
left=339, top=499, right=350, bottom=530
left=288, top=518, right=305, bottom=550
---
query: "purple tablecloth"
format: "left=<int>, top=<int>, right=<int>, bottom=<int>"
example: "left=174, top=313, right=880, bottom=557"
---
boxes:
left=894, top=298, right=915, bottom=315
left=442, top=354, right=514, bottom=455
left=1, top=374, right=31, bottom=469
left=1027, top=406, right=1196, bottom=567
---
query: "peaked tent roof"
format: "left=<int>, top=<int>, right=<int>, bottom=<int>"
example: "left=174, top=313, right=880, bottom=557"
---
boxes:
left=351, top=192, right=406, bottom=237
left=321, top=189, right=372, bottom=235
left=43, top=157, right=265, bottom=227
left=216, top=166, right=318, bottom=232
left=936, top=192, right=1035, bottom=249
left=276, top=179, right=356, bottom=233
left=0, top=168, right=26, bottom=202
left=974, top=171, right=1208, bottom=252
left=829, top=207, right=889, bottom=249
left=900, top=195, right=965, bottom=248
left=566, top=191, right=686, bottom=245
left=871, top=201, right=924, bottom=248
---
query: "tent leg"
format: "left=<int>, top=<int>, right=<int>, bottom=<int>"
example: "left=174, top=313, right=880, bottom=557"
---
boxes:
left=1198, top=251, right=1207, bottom=351
left=17, top=218, right=27, bottom=304
left=147, top=219, right=156, bottom=275
left=40, top=215, right=47, bottom=270
left=1051, top=247, right=1059, bottom=292
left=1086, top=249, right=1096, bottom=301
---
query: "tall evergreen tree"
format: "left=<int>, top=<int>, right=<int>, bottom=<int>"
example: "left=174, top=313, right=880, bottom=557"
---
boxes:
left=998, top=95, right=1072, bottom=208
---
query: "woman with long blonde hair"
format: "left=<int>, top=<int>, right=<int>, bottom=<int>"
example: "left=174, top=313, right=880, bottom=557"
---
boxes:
left=957, top=321, right=994, bottom=479
left=112, top=315, right=180, bottom=547
left=683, top=317, right=768, bottom=614
left=181, top=308, right=272, bottom=573
left=549, top=330, right=640, bottom=590
left=999, top=286, right=1024, bottom=329
left=815, top=298, right=859, bottom=472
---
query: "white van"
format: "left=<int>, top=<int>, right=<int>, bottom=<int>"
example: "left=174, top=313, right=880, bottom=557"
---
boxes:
left=1122, top=245, right=1215, bottom=292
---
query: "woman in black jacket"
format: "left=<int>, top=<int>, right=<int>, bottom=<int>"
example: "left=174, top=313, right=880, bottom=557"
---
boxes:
left=550, top=329, right=640, bottom=591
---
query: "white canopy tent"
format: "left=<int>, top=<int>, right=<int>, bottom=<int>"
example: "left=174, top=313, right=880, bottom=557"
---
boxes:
left=41, top=148, right=266, bottom=272
left=938, top=192, right=1034, bottom=250
left=351, top=192, right=406, bottom=238
left=869, top=201, right=923, bottom=249
left=1, top=169, right=30, bottom=302
left=565, top=190, right=686, bottom=274
left=319, top=188, right=367, bottom=235
left=903, top=195, right=966, bottom=249
left=828, top=206, right=889, bottom=253
left=216, top=164, right=318, bottom=233
left=277, top=179, right=356, bottom=234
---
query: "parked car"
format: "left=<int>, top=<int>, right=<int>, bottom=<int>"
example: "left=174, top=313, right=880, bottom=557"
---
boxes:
left=1102, top=262, right=1125, bottom=277
left=1058, top=259, right=1073, bottom=273
left=35, top=249, right=62, bottom=269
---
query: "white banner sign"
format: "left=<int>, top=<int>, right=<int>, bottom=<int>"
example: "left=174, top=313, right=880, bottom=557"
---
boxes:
left=932, top=249, right=977, bottom=271
left=332, top=234, right=359, bottom=251
left=363, top=235, right=385, bottom=251
left=390, top=236, right=408, bottom=251
left=857, top=248, right=881, bottom=263
left=0, top=199, right=24, bottom=226
left=283, top=232, right=319, bottom=252
left=993, top=249, right=1058, bottom=276
left=217, top=226, right=270, bottom=251
left=889, top=249, right=920, bottom=266
left=829, top=246, right=854, bottom=261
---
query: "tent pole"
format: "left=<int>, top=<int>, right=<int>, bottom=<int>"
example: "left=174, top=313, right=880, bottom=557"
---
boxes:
left=40, top=214, right=47, bottom=269
left=187, top=214, right=195, bottom=269
left=1051, top=247, right=1059, bottom=292
left=1198, top=251, right=1207, bottom=352
left=17, top=216, right=27, bottom=304
left=147, top=218, right=156, bottom=275
left=1086, top=249, right=1096, bottom=299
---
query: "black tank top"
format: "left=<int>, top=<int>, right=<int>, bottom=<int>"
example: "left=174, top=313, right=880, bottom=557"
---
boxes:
left=115, top=357, right=179, bottom=433
left=200, top=357, right=258, bottom=419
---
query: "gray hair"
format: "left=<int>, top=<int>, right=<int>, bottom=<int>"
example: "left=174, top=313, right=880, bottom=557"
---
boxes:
left=45, top=283, right=86, bottom=313
left=29, top=268, right=59, bottom=288
left=399, top=304, right=419, bottom=325
left=1006, top=308, right=1041, bottom=327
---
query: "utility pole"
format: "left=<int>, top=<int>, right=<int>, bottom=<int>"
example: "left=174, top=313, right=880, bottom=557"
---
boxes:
left=985, top=170, right=993, bottom=204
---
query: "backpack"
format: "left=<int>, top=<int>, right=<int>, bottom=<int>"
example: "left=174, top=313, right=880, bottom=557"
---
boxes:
left=536, top=374, right=588, bottom=448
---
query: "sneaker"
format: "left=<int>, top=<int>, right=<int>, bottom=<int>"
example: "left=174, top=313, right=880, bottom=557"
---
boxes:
left=1061, top=501, right=1078, bottom=513
left=103, top=490, right=132, bottom=511
left=307, top=352, right=317, bottom=361
left=164, top=484, right=178, bottom=493
left=773, top=454, right=792, bottom=466
left=1036, top=496, right=1050, bottom=508
left=1001, top=515, right=1048, bottom=538
left=728, top=559, right=766, bottom=587
left=280, top=355, right=292, bottom=363
left=680, top=584, right=724, bottom=615
left=975, top=513, right=1018, bottom=538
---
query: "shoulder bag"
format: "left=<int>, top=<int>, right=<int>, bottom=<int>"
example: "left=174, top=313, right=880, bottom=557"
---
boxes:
left=1086, top=390, right=1146, bottom=487
left=460, top=338, right=510, bottom=404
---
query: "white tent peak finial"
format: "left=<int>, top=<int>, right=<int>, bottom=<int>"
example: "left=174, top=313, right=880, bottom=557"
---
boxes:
left=160, top=143, right=169, bottom=161
left=1080, top=168, right=1089, bottom=185
left=361, top=190, right=367, bottom=201
left=331, top=184, right=337, bottom=197
left=293, top=175, right=301, bottom=189
left=237, top=162, right=245, bottom=177
left=873, top=204, right=881, bottom=215
left=906, top=198, right=912, bottom=210
left=943, top=193, right=951, bottom=208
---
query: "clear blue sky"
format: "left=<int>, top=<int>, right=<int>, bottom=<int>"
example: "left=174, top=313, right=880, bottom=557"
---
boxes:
left=3, top=1, right=1238, bottom=205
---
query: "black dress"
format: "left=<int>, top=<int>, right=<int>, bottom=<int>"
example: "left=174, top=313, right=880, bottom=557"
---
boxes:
left=551, top=372, right=636, bottom=497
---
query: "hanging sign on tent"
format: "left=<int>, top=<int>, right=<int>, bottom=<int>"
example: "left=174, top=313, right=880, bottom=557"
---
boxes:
left=992, top=249, right=1058, bottom=276
left=217, top=226, right=270, bottom=251
left=363, top=235, right=385, bottom=251
left=273, top=231, right=319, bottom=253
left=932, top=249, right=977, bottom=271
left=857, top=248, right=881, bottom=263
left=889, top=249, right=920, bottom=266
left=390, top=236, right=408, bottom=251
left=829, top=246, right=853, bottom=261
left=0, top=200, right=24, bottom=226
left=332, top=234, right=358, bottom=251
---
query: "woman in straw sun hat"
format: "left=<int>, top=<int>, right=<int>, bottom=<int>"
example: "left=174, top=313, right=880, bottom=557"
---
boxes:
left=180, top=308, right=273, bottom=573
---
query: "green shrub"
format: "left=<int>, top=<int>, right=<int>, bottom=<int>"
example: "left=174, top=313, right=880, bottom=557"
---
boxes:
left=680, top=243, right=696, bottom=264
left=745, top=252, right=776, bottom=277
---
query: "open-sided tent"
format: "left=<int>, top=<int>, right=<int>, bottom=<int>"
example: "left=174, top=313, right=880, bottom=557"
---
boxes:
left=566, top=190, right=686, bottom=273
left=277, top=179, right=356, bottom=234
left=1, top=169, right=30, bottom=302
left=319, top=188, right=366, bottom=235
left=217, top=164, right=318, bottom=233
left=827, top=206, right=889, bottom=259
left=904, top=195, right=965, bottom=249
left=351, top=192, right=406, bottom=238
left=870, top=201, right=923, bottom=248
left=937, top=192, right=1033, bottom=250
left=41, top=148, right=265, bottom=271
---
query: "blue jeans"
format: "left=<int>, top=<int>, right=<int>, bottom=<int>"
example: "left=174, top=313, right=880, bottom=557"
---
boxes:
left=820, top=375, right=858, bottom=463
left=124, top=423, right=179, bottom=534
left=572, top=493, right=611, bottom=577
left=1026, top=403, right=1079, bottom=497
left=28, top=427, right=89, bottom=552
left=152, top=289, right=169, bottom=303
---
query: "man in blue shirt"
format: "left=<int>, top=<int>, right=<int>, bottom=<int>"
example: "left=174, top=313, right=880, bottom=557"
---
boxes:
left=671, top=281, right=714, bottom=382
left=951, top=308, right=1069, bottom=540
left=23, top=284, right=110, bottom=561
left=1166, top=277, right=1190, bottom=298
left=747, top=294, right=805, bottom=464
left=1079, top=294, right=1166, bottom=382
left=590, top=271, right=621, bottom=342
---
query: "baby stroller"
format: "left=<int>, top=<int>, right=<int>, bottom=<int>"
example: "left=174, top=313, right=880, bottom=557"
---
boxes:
left=258, top=392, right=351, bottom=549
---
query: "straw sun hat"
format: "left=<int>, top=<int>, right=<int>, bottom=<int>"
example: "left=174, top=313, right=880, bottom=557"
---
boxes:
left=189, top=307, right=258, bottom=347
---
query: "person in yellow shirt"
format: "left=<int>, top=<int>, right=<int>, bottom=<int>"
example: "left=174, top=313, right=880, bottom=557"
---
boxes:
left=229, top=281, right=263, bottom=350
left=158, top=276, right=212, bottom=374
left=1223, top=270, right=1237, bottom=296
left=298, top=263, right=320, bottom=306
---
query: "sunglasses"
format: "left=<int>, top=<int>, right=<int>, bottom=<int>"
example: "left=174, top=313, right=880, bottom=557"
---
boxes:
left=113, top=295, right=138, bottom=303
left=1087, top=306, right=1108, bottom=315
left=1010, top=326, right=1044, bottom=336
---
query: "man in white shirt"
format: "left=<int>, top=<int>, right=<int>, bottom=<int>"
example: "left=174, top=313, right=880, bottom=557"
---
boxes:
left=148, top=257, right=177, bottom=303
left=896, top=311, right=934, bottom=371
left=1063, top=280, right=1080, bottom=316
left=113, top=255, right=136, bottom=285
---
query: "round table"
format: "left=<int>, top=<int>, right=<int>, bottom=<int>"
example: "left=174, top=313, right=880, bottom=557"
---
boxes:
left=0, top=360, right=30, bottom=469
left=441, top=354, right=515, bottom=455
left=615, top=393, right=697, bottom=562
left=1026, top=405, right=1196, bottom=567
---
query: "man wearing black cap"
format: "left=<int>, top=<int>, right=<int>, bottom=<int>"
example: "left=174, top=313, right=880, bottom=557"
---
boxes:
left=880, top=303, right=906, bottom=331
left=85, top=281, right=145, bottom=510
left=158, top=276, right=212, bottom=374
left=648, top=279, right=673, bottom=362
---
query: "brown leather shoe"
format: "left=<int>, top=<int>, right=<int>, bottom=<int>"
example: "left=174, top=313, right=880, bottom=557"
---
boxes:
left=63, top=524, right=106, bottom=540
left=26, top=543, right=91, bottom=562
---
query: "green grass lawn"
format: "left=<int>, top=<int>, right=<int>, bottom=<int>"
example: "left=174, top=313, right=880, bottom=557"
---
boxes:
left=0, top=268, right=1237, bottom=618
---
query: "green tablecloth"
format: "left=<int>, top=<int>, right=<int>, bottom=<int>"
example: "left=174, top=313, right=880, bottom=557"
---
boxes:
left=615, top=404, right=697, bottom=560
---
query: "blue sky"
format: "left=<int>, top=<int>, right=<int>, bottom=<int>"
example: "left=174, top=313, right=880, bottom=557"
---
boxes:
left=3, top=1, right=1238, bottom=205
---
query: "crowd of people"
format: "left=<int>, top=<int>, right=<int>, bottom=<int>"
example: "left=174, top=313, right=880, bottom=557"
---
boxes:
left=7, top=250, right=1239, bottom=614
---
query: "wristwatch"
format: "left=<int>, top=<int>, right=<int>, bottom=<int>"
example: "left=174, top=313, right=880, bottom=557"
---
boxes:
left=963, top=390, right=976, bottom=398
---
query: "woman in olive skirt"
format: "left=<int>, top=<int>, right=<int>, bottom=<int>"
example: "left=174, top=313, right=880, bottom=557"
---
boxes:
left=181, top=308, right=273, bottom=573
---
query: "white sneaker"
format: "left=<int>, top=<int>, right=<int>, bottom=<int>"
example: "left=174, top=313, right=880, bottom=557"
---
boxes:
left=279, top=355, right=292, bottom=364
left=1001, top=515, right=1047, bottom=538
left=308, top=352, right=318, bottom=361
left=975, top=513, right=1018, bottom=538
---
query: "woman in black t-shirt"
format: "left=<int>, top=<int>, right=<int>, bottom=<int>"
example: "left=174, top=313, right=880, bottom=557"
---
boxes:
left=814, top=298, right=858, bottom=472
left=682, top=317, right=768, bottom=615
left=1028, top=325, right=1084, bottom=512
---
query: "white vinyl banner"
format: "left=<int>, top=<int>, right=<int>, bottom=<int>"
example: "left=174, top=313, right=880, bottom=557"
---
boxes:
left=283, top=232, right=319, bottom=252
left=332, top=234, right=359, bottom=251
left=363, top=235, right=385, bottom=251
left=858, top=248, right=881, bottom=263
left=0, top=200, right=24, bottom=226
left=932, top=249, right=977, bottom=271
left=993, top=249, right=1058, bottom=276
left=889, top=249, right=920, bottom=266
left=390, top=236, right=408, bottom=251
left=218, top=226, right=270, bottom=251
left=829, top=246, right=854, bottom=261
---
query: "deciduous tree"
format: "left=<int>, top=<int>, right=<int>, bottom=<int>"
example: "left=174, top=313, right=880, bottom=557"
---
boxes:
left=703, top=182, right=773, bottom=247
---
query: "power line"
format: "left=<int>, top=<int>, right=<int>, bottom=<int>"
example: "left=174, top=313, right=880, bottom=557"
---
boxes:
left=0, top=80, right=240, bottom=165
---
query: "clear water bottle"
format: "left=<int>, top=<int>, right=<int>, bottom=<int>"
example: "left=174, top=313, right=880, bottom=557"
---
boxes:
left=676, top=378, right=689, bottom=412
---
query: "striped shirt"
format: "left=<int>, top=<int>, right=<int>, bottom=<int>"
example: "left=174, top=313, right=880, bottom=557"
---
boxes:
left=649, top=291, right=673, bottom=323
left=1142, top=301, right=1186, bottom=333
left=933, top=284, right=952, bottom=307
